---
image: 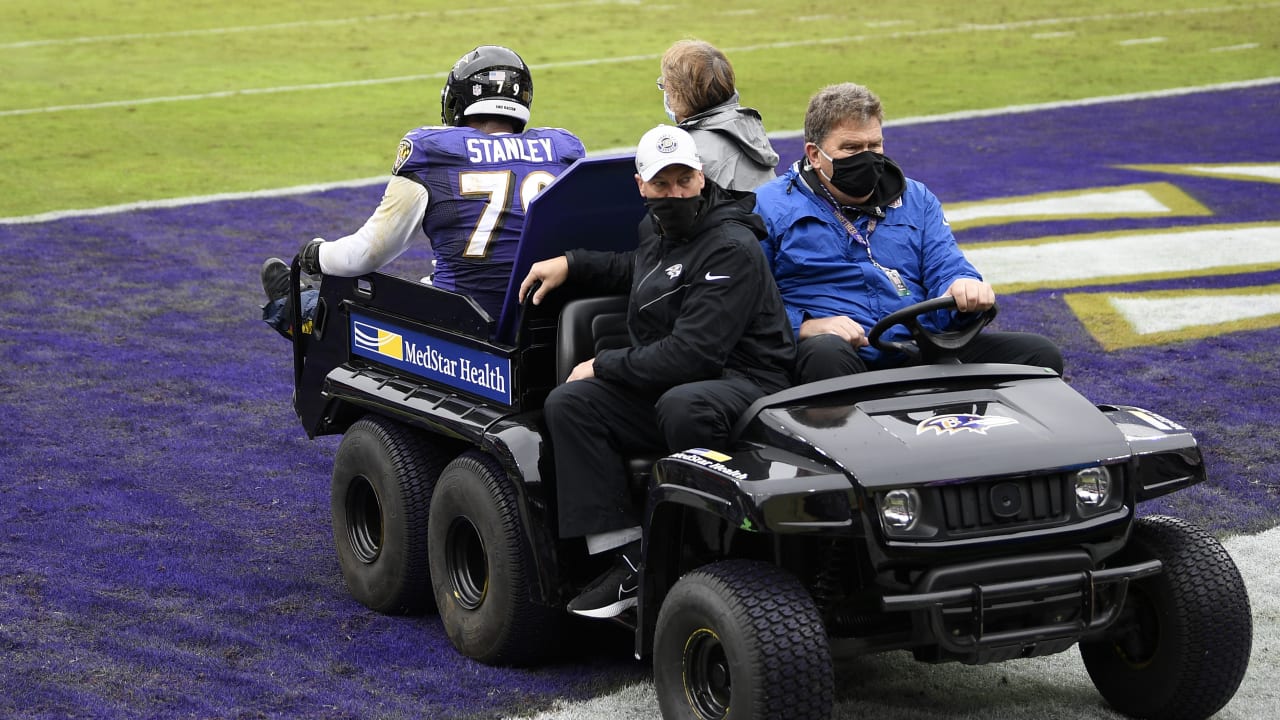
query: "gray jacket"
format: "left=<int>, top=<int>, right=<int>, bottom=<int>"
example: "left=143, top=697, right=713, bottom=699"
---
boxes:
left=680, top=93, right=780, bottom=191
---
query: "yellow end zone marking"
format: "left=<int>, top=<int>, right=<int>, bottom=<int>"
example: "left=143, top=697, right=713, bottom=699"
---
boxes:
left=1117, top=162, right=1280, bottom=184
left=963, top=222, right=1280, bottom=293
left=943, top=182, right=1210, bottom=230
left=1065, top=284, right=1280, bottom=350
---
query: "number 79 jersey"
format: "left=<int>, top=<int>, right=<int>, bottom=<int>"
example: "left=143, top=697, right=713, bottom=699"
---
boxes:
left=393, top=125, right=586, bottom=318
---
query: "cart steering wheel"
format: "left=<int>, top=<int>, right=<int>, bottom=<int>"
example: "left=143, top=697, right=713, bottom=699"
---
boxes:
left=865, top=296, right=998, bottom=364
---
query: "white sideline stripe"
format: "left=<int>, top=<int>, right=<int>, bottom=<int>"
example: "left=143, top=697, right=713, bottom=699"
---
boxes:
left=0, top=176, right=392, bottom=225
left=4, top=3, right=1280, bottom=118
left=3, top=77, right=1280, bottom=227
left=811, top=76, right=1280, bottom=130
left=0, top=0, right=634, bottom=50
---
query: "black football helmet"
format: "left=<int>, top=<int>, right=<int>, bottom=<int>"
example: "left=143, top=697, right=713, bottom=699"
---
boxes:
left=441, top=45, right=533, bottom=131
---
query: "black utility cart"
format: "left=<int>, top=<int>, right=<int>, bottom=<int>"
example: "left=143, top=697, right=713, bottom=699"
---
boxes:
left=286, top=156, right=1252, bottom=720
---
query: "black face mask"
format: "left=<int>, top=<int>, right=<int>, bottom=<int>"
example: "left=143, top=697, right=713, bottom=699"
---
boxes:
left=818, top=148, right=885, bottom=199
left=645, top=195, right=703, bottom=240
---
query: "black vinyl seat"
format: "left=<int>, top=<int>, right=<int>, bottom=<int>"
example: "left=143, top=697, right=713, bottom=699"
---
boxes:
left=555, top=295, right=630, bottom=385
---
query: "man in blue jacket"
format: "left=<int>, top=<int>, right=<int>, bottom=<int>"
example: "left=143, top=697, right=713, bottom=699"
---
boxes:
left=754, top=82, right=1062, bottom=382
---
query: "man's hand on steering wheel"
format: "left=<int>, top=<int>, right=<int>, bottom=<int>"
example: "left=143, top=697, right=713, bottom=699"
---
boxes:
left=867, top=295, right=999, bottom=364
left=944, top=277, right=996, bottom=313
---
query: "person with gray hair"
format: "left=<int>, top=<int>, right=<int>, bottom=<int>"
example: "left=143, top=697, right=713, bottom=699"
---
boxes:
left=657, top=39, right=779, bottom=190
left=754, top=82, right=1062, bottom=382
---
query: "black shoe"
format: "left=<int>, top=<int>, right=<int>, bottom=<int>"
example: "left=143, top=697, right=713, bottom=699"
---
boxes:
left=260, top=258, right=291, bottom=304
left=567, top=545, right=640, bottom=618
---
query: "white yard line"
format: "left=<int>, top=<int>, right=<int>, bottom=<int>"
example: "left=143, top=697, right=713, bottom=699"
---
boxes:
left=0, top=0, right=634, bottom=49
left=1117, top=36, right=1168, bottom=45
left=2, top=77, right=1278, bottom=226
left=3, top=3, right=1278, bottom=118
left=1211, top=42, right=1262, bottom=52
left=6, top=1, right=1274, bottom=51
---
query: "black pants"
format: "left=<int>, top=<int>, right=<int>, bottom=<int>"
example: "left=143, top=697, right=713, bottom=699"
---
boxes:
left=544, top=375, right=766, bottom=538
left=796, top=331, right=1064, bottom=384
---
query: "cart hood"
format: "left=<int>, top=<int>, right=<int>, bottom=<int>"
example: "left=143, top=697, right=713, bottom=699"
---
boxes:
left=753, top=366, right=1133, bottom=489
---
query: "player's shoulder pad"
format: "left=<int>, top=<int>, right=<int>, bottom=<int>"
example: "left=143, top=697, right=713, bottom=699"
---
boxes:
left=527, top=126, right=587, bottom=161
left=393, top=126, right=473, bottom=174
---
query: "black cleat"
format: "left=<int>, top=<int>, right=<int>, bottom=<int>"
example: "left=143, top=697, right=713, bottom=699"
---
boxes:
left=260, top=258, right=291, bottom=304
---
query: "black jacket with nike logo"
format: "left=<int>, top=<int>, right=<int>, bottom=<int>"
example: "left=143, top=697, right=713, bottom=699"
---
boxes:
left=565, top=181, right=795, bottom=395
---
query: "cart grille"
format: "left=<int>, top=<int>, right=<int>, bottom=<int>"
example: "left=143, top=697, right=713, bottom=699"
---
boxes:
left=936, top=474, right=1069, bottom=534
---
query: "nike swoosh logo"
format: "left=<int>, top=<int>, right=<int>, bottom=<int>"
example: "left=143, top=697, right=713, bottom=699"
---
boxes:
left=705, top=272, right=731, bottom=281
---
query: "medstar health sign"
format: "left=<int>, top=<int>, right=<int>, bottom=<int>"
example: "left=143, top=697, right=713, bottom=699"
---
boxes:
left=350, top=312, right=511, bottom=404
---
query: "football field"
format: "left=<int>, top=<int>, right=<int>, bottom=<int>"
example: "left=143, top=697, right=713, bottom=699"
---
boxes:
left=2, top=0, right=1278, bottom=218
left=2, top=1, right=1279, bottom=719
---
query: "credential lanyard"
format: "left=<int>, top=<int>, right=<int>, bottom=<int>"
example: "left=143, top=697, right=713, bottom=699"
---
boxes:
left=831, top=208, right=911, bottom=297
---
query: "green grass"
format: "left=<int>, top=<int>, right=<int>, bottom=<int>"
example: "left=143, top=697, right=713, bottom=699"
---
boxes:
left=1, top=0, right=1277, bottom=218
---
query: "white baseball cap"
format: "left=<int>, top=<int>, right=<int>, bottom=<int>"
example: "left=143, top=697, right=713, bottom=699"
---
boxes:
left=635, top=125, right=702, bottom=182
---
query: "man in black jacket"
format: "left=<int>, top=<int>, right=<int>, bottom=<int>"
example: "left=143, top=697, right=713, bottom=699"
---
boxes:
left=519, top=125, right=795, bottom=618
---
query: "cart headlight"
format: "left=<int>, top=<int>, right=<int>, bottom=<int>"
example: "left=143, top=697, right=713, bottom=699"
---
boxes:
left=881, top=489, right=919, bottom=530
left=1074, top=466, right=1112, bottom=507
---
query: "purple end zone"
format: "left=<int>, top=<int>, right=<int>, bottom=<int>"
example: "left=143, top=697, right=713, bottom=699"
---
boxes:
left=0, top=83, right=1276, bottom=718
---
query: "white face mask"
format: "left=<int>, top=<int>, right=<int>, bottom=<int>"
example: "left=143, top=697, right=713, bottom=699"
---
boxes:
left=663, top=91, right=678, bottom=123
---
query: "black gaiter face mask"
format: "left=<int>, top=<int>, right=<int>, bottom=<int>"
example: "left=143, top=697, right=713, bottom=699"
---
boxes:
left=645, top=195, right=704, bottom=240
left=818, top=148, right=886, bottom=199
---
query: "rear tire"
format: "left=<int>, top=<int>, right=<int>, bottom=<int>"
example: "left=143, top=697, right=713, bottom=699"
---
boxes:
left=429, top=450, right=560, bottom=665
left=331, top=415, right=452, bottom=615
left=1080, top=515, right=1252, bottom=720
left=654, top=559, right=833, bottom=720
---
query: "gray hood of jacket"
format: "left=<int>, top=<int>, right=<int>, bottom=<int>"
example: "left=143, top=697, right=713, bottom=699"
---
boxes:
left=680, top=93, right=781, bottom=191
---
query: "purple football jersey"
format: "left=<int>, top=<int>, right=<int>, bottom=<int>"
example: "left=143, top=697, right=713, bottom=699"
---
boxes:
left=393, top=125, right=586, bottom=318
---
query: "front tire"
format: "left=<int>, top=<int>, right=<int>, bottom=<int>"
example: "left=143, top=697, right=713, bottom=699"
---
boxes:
left=331, top=415, right=453, bottom=615
left=429, top=450, right=560, bottom=665
left=1080, top=515, right=1252, bottom=720
left=654, top=559, right=833, bottom=720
